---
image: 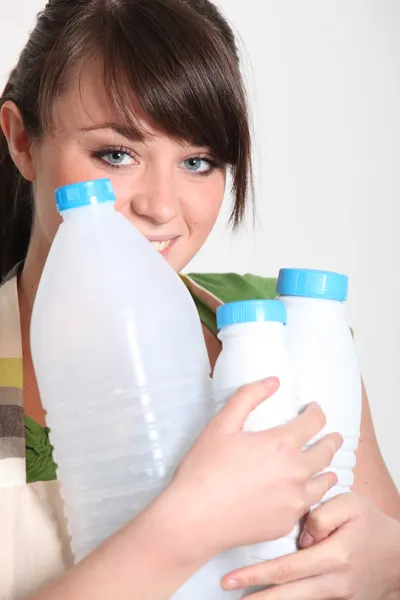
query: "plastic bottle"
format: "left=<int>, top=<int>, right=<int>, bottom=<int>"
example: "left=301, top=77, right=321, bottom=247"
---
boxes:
left=212, top=300, right=300, bottom=568
left=31, top=179, right=213, bottom=562
left=276, top=268, right=362, bottom=502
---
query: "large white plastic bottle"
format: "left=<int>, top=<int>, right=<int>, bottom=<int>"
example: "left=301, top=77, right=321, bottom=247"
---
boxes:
left=30, top=179, right=214, bottom=563
left=212, top=300, right=300, bottom=570
left=276, top=268, right=362, bottom=502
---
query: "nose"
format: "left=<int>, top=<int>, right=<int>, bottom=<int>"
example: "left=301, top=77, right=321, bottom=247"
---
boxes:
left=130, top=172, right=180, bottom=225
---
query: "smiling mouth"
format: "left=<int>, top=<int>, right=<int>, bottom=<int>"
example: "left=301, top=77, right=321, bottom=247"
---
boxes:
left=149, top=239, right=176, bottom=256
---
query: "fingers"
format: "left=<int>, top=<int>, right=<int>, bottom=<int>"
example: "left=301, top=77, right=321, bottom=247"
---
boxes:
left=304, top=471, right=338, bottom=508
left=210, top=377, right=280, bottom=434
left=300, top=492, right=360, bottom=548
left=303, top=432, right=343, bottom=476
left=237, top=574, right=341, bottom=599
left=284, top=403, right=327, bottom=448
left=222, top=546, right=338, bottom=592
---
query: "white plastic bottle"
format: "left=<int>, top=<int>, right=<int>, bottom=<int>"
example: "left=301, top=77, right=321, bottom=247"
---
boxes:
left=276, top=268, right=362, bottom=502
left=212, top=300, right=300, bottom=567
left=31, top=179, right=213, bottom=562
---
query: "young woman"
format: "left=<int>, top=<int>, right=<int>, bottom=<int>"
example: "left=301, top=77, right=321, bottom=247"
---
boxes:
left=0, top=1, right=399, bottom=599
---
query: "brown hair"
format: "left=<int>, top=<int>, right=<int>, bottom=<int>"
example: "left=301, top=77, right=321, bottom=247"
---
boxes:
left=0, top=0, right=252, bottom=279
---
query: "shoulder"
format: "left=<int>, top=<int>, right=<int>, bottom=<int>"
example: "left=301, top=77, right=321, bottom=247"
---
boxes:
left=183, top=272, right=278, bottom=335
left=185, top=272, right=278, bottom=303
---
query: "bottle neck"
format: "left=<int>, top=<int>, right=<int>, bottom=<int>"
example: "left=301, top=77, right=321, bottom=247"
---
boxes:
left=280, top=295, right=346, bottom=313
left=218, top=321, right=286, bottom=345
left=60, top=202, right=115, bottom=221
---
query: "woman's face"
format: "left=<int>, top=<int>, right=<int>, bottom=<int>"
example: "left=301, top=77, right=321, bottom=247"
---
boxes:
left=29, top=64, right=226, bottom=273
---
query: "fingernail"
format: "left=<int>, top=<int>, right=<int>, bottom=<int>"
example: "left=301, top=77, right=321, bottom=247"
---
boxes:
left=308, top=402, right=321, bottom=410
left=300, top=530, right=314, bottom=548
left=299, top=401, right=320, bottom=414
left=263, top=376, right=279, bottom=389
left=224, top=579, right=239, bottom=590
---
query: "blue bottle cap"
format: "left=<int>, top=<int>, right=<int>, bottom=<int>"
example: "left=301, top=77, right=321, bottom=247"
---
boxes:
left=217, top=299, right=287, bottom=330
left=55, top=179, right=116, bottom=212
left=277, top=268, right=348, bottom=301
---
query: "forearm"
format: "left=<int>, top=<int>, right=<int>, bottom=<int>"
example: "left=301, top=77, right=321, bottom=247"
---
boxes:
left=353, top=381, right=400, bottom=520
left=30, top=486, right=209, bottom=600
left=385, top=518, right=400, bottom=600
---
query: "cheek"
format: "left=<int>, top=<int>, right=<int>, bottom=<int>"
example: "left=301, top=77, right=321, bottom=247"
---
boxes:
left=32, top=151, right=63, bottom=244
left=35, top=143, right=101, bottom=190
left=184, top=175, right=225, bottom=231
left=32, top=144, right=102, bottom=243
left=32, top=179, right=62, bottom=245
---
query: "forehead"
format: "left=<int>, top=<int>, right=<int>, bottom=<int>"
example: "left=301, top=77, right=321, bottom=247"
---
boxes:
left=51, top=60, right=160, bottom=138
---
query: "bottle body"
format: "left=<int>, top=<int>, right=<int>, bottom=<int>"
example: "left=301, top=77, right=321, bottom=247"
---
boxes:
left=31, top=203, right=213, bottom=561
left=213, top=318, right=300, bottom=564
left=279, top=295, right=362, bottom=501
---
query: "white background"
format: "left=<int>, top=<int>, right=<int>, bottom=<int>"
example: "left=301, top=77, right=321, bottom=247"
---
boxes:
left=1, top=1, right=399, bottom=486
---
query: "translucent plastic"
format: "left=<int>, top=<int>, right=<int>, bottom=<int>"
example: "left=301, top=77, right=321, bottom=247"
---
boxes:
left=213, top=321, right=300, bottom=568
left=279, top=296, right=362, bottom=502
left=31, top=203, right=213, bottom=562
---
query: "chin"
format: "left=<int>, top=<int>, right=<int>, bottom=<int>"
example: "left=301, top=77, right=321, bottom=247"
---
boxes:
left=166, top=257, right=187, bottom=273
left=163, top=241, right=192, bottom=273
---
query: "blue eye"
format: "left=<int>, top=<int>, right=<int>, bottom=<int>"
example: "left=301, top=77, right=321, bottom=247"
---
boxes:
left=102, top=150, right=134, bottom=166
left=182, top=157, right=213, bottom=174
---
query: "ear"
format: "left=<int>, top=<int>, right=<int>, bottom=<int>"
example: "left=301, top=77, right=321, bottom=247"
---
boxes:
left=0, top=101, right=36, bottom=182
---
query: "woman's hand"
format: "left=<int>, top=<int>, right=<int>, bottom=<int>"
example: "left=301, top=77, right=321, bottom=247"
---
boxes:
left=222, top=492, right=400, bottom=599
left=30, top=378, right=342, bottom=600
left=169, top=377, right=342, bottom=558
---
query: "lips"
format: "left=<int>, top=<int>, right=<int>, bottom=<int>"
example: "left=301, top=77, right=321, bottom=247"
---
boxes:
left=150, top=240, right=172, bottom=253
left=148, top=238, right=180, bottom=257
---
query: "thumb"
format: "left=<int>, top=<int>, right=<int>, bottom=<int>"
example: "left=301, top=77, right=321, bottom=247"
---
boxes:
left=210, top=377, right=280, bottom=434
left=300, top=492, right=360, bottom=548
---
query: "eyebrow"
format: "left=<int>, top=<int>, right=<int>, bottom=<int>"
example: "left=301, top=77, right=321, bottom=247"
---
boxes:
left=79, top=122, right=145, bottom=141
left=80, top=122, right=212, bottom=153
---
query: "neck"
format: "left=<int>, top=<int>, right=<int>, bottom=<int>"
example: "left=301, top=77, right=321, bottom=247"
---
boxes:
left=18, top=231, right=50, bottom=330
left=17, top=232, right=51, bottom=427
